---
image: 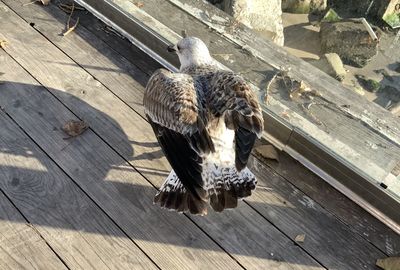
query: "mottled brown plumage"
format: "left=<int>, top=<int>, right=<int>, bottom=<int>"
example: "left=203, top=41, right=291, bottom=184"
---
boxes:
left=144, top=37, right=264, bottom=215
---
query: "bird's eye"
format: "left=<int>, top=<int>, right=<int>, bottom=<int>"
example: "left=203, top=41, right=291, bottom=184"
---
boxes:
left=177, top=45, right=181, bottom=51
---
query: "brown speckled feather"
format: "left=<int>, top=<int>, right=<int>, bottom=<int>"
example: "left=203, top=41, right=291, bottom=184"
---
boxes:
left=145, top=63, right=264, bottom=213
left=144, top=69, right=202, bottom=135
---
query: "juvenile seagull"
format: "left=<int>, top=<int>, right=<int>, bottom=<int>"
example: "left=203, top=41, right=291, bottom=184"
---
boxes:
left=144, top=37, right=264, bottom=215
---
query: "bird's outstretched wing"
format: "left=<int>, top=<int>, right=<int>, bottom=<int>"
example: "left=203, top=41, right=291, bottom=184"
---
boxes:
left=208, top=71, right=264, bottom=171
left=143, top=69, right=213, bottom=201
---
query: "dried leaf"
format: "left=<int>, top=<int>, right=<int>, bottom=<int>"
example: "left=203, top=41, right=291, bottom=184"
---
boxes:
left=376, top=257, right=400, bottom=270
left=295, top=234, right=306, bottom=243
left=134, top=2, right=144, bottom=8
left=62, top=120, right=88, bottom=138
left=281, top=111, right=290, bottom=119
left=40, top=0, right=50, bottom=5
left=255, top=145, right=279, bottom=161
left=0, top=40, right=8, bottom=48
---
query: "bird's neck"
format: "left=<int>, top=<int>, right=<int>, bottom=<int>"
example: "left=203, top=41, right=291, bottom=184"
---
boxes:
left=179, top=54, right=215, bottom=72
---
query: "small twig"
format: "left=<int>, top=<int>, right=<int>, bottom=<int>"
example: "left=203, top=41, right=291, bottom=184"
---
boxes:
left=59, top=3, right=85, bottom=11
left=62, top=3, right=79, bottom=36
left=65, top=2, right=74, bottom=29
left=361, top=18, right=378, bottom=41
left=60, top=138, right=74, bottom=151
left=264, top=72, right=279, bottom=104
left=58, top=4, right=71, bottom=14
left=212, top=53, right=233, bottom=57
left=257, top=185, right=273, bottom=191
left=301, top=102, right=325, bottom=127
left=22, top=0, right=39, bottom=6
left=63, top=17, right=79, bottom=36
left=365, top=0, right=374, bottom=16
left=181, top=30, right=187, bottom=38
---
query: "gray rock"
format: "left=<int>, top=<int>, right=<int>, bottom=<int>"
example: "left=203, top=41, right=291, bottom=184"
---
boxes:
left=320, top=20, right=380, bottom=67
left=310, top=53, right=347, bottom=81
left=282, top=0, right=327, bottom=14
left=355, top=75, right=381, bottom=93
left=222, top=0, right=284, bottom=46
left=381, top=0, right=400, bottom=28
left=395, top=62, right=400, bottom=73
left=374, top=68, right=394, bottom=82
left=374, top=85, right=400, bottom=111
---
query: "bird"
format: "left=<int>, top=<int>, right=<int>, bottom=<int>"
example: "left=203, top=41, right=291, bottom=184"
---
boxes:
left=143, top=36, right=264, bottom=215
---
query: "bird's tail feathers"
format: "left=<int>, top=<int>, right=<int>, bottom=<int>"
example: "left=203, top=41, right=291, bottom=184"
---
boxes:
left=154, top=167, right=257, bottom=214
left=207, top=166, right=257, bottom=212
left=153, top=170, right=208, bottom=215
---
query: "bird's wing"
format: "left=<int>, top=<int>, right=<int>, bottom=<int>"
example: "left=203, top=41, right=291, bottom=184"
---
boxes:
left=143, top=69, right=213, bottom=200
left=208, top=71, right=264, bottom=171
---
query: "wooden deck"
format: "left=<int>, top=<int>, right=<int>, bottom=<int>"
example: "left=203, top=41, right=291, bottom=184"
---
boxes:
left=0, top=1, right=399, bottom=269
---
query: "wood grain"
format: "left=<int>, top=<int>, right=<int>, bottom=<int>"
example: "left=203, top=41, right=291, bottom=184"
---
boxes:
left=14, top=0, right=399, bottom=259
left=0, top=1, right=326, bottom=269
left=0, top=4, right=242, bottom=269
left=247, top=156, right=386, bottom=270
left=0, top=75, right=157, bottom=269
left=256, top=143, right=400, bottom=256
left=0, top=1, right=391, bottom=270
left=73, top=0, right=400, bottom=256
left=0, top=191, right=67, bottom=270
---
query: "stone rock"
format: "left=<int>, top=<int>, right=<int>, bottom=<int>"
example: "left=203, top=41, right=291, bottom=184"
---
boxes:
left=310, top=53, right=346, bottom=81
left=320, top=20, right=380, bottom=67
left=222, top=0, right=284, bottom=46
left=321, top=8, right=342, bottom=23
left=374, top=85, right=400, bottom=111
left=374, top=69, right=394, bottom=82
left=324, top=0, right=399, bottom=27
left=207, top=0, right=225, bottom=9
left=379, top=0, right=400, bottom=28
left=282, top=0, right=327, bottom=14
left=355, top=75, right=381, bottom=93
left=394, top=62, right=400, bottom=73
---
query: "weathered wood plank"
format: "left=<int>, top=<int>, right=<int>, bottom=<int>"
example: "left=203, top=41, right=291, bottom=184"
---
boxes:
left=69, top=2, right=399, bottom=250
left=81, top=0, right=400, bottom=218
left=256, top=143, right=400, bottom=256
left=74, top=6, right=162, bottom=76
left=0, top=4, right=243, bottom=269
left=0, top=65, right=158, bottom=270
left=15, top=0, right=399, bottom=259
left=0, top=191, right=68, bottom=270
left=1, top=2, right=391, bottom=270
left=247, top=157, right=386, bottom=270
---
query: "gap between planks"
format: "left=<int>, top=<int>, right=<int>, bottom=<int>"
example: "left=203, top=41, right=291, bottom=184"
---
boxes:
left=64, top=0, right=400, bottom=256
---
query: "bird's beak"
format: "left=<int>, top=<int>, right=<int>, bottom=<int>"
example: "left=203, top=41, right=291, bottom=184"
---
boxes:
left=167, top=45, right=177, bottom=53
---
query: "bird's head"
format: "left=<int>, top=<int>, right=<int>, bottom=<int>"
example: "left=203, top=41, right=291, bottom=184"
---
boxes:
left=168, top=37, right=213, bottom=70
